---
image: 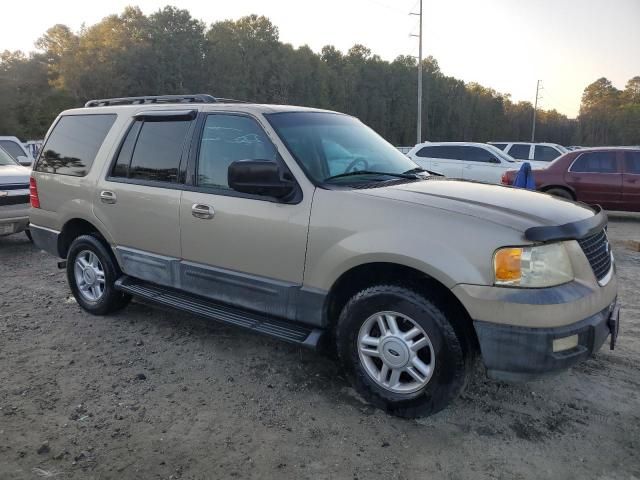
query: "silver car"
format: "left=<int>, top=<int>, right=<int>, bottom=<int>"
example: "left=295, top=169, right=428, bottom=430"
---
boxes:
left=0, top=146, right=30, bottom=238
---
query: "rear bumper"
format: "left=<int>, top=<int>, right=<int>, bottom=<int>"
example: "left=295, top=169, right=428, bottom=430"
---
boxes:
left=0, top=215, right=29, bottom=236
left=29, top=223, right=61, bottom=257
left=474, top=300, right=619, bottom=381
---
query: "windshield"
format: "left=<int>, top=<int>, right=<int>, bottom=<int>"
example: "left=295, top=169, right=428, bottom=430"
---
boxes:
left=0, top=147, right=17, bottom=166
left=266, top=112, right=419, bottom=183
left=485, top=144, right=517, bottom=163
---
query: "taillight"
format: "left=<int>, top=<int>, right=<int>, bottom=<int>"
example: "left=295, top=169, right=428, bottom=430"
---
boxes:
left=501, top=172, right=509, bottom=185
left=29, top=176, right=40, bottom=208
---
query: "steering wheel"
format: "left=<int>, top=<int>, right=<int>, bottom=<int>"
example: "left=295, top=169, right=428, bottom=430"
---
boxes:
left=345, top=157, right=369, bottom=173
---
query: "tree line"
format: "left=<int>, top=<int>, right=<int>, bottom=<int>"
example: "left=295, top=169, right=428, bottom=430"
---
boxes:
left=0, top=6, right=638, bottom=147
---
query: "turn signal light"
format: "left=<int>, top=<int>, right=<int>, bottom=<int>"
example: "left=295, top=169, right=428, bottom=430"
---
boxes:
left=494, top=248, right=522, bottom=283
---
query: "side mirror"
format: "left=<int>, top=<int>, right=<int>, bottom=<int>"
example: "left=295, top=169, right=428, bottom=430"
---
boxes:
left=228, top=160, right=296, bottom=199
left=16, top=155, right=32, bottom=167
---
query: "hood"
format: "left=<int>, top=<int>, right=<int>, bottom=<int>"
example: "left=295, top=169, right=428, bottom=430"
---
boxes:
left=354, top=178, right=595, bottom=235
left=0, top=164, right=31, bottom=185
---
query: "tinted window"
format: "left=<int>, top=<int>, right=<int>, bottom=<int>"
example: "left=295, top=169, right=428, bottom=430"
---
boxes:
left=491, top=143, right=508, bottom=151
left=111, top=122, right=142, bottom=178
left=36, top=115, right=115, bottom=176
left=417, top=146, right=460, bottom=160
left=0, top=140, right=25, bottom=160
left=508, top=144, right=531, bottom=159
left=571, top=152, right=618, bottom=173
left=197, top=115, right=276, bottom=189
left=534, top=145, right=560, bottom=162
left=127, top=120, right=191, bottom=183
left=625, top=151, right=640, bottom=174
left=458, top=146, right=495, bottom=163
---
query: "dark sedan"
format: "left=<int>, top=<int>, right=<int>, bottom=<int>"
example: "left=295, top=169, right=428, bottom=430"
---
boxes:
left=501, top=147, right=640, bottom=212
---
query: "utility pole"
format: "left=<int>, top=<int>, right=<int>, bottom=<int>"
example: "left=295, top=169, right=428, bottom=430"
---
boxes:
left=410, top=0, right=423, bottom=144
left=531, top=80, right=542, bottom=142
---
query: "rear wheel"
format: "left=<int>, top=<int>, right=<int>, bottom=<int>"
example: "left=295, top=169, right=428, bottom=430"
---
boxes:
left=546, top=187, right=573, bottom=200
left=66, top=235, right=131, bottom=315
left=336, top=285, right=470, bottom=418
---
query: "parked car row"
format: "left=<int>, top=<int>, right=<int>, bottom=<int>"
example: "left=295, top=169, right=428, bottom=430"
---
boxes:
left=501, top=147, right=640, bottom=212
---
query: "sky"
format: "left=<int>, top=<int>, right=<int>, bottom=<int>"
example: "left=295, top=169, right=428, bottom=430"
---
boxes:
left=2, top=0, right=639, bottom=118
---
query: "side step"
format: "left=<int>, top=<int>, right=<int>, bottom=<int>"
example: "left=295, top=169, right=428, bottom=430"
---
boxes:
left=115, top=276, right=324, bottom=350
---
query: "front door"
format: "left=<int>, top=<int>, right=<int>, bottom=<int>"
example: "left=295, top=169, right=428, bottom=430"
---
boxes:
left=179, top=113, right=312, bottom=320
left=565, top=150, right=622, bottom=209
left=622, top=150, right=640, bottom=212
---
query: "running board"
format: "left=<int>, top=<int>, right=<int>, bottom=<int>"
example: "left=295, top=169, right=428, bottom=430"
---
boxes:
left=115, top=276, right=324, bottom=350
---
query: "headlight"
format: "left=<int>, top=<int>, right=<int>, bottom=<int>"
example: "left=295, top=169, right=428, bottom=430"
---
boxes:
left=494, top=243, right=573, bottom=287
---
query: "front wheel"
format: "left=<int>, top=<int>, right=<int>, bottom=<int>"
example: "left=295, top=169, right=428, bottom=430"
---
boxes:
left=336, top=285, right=470, bottom=418
left=66, top=234, right=131, bottom=315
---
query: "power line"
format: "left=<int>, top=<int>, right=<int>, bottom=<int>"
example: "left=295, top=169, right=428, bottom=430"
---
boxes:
left=531, top=80, right=543, bottom=142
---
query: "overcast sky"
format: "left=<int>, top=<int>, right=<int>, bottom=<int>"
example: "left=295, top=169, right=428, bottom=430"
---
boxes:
left=2, top=0, right=639, bottom=117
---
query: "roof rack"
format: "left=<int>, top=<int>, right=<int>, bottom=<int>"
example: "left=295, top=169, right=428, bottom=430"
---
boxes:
left=84, top=94, right=247, bottom=108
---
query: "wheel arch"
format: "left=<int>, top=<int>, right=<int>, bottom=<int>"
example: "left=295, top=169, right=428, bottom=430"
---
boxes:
left=58, top=217, right=112, bottom=258
left=323, top=262, right=479, bottom=354
left=540, top=184, right=576, bottom=200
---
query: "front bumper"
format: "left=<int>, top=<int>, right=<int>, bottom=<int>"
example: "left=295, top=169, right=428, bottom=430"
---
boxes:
left=474, top=300, right=619, bottom=381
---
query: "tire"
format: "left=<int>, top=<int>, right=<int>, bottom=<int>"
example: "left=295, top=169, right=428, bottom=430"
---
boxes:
left=66, top=234, right=131, bottom=315
left=336, top=285, right=469, bottom=418
left=546, top=187, right=573, bottom=200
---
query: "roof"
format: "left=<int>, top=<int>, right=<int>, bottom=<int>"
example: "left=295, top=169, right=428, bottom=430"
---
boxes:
left=59, top=102, right=340, bottom=117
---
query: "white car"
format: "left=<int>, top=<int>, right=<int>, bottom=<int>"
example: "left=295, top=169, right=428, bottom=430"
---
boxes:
left=0, top=136, right=35, bottom=166
left=489, top=142, right=568, bottom=166
left=0, top=146, right=31, bottom=237
left=406, top=142, right=523, bottom=184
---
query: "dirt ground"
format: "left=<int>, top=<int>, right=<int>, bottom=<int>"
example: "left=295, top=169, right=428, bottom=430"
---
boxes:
left=1, top=215, right=639, bottom=480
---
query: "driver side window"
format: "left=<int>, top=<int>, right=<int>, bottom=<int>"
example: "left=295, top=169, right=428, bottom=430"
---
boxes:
left=197, top=114, right=277, bottom=189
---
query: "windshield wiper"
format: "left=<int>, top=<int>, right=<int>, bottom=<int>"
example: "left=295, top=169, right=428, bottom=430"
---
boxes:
left=324, top=170, right=418, bottom=182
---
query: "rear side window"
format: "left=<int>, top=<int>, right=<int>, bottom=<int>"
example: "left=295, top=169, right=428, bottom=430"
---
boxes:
left=491, top=143, right=508, bottom=150
left=570, top=152, right=618, bottom=173
left=624, top=151, right=640, bottom=173
left=417, top=146, right=457, bottom=160
left=534, top=145, right=560, bottom=162
left=458, top=146, right=495, bottom=163
left=111, top=119, right=192, bottom=183
left=36, top=115, right=116, bottom=176
left=508, top=144, right=531, bottom=159
left=0, top=140, right=25, bottom=160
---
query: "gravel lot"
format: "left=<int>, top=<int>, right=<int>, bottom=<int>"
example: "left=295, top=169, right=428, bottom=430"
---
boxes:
left=1, top=215, right=639, bottom=480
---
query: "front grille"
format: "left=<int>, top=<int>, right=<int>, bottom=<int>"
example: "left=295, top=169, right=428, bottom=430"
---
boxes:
left=577, top=229, right=612, bottom=282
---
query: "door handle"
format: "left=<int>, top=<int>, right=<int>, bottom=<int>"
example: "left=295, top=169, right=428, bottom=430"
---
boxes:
left=191, top=203, right=214, bottom=219
left=100, top=190, right=117, bottom=204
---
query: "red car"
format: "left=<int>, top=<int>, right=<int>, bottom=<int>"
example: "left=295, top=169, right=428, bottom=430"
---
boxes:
left=501, top=147, right=640, bottom=212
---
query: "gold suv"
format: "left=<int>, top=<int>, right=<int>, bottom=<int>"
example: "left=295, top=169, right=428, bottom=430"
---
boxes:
left=29, top=95, right=619, bottom=417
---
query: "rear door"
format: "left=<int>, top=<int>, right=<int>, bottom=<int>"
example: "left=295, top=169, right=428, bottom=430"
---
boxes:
left=459, top=146, right=504, bottom=183
left=506, top=144, right=532, bottom=161
left=622, top=150, right=640, bottom=211
left=532, top=145, right=561, bottom=168
left=94, top=110, right=195, bottom=286
left=410, top=146, right=433, bottom=170
left=424, top=146, right=463, bottom=178
left=565, top=151, right=622, bottom=209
